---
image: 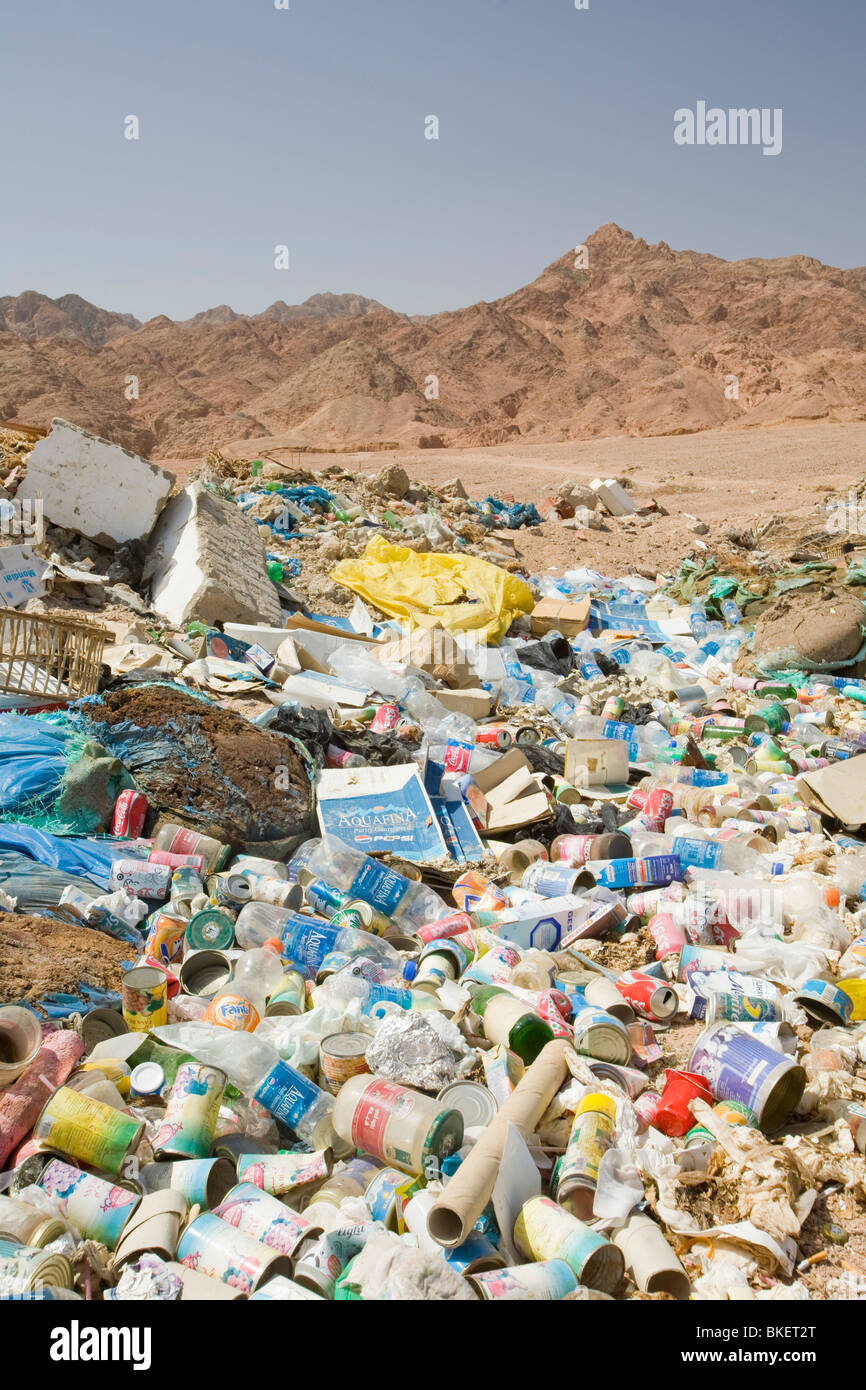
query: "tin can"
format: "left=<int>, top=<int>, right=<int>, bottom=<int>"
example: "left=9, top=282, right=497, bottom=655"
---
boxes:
left=615, top=970, right=678, bottom=1022
left=178, top=949, right=233, bottom=998
left=0, top=1239, right=73, bottom=1293
left=236, top=1150, right=332, bottom=1197
left=634, top=1090, right=664, bottom=1130
left=213, top=1182, right=321, bottom=1260
left=304, top=880, right=346, bottom=917
left=266, top=970, right=307, bottom=1017
left=713, top=1098, right=758, bottom=1128
left=319, top=1032, right=371, bottom=1095
left=111, top=789, right=147, bottom=839
left=513, top=1195, right=623, bottom=1293
left=648, top=912, right=688, bottom=959
left=553, top=1093, right=617, bottom=1219
left=370, top=703, right=400, bottom=733
left=121, top=965, right=168, bottom=1032
left=138, top=1157, right=235, bottom=1210
left=363, top=1166, right=415, bottom=1230
left=333, top=1076, right=464, bottom=1175
left=444, top=1232, right=506, bottom=1277
left=294, top=1224, right=373, bottom=1298
left=149, top=850, right=206, bottom=874
left=177, top=1211, right=294, bottom=1293
left=689, top=1023, right=806, bottom=1131
left=109, top=859, right=171, bottom=899
left=570, top=1005, right=633, bottom=1065
left=153, top=1063, right=226, bottom=1160
left=38, top=1159, right=139, bottom=1250
left=415, top=911, right=475, bottom=945
left=476, top=726, right=512, bottom=749
left=170, top=865, right=204, bottom=905
left=185, top=908, right=236, bottom=953
left=469, top=1258, right=578, bottom=1301
left=34, top=1087, right=144, bottom=1176
left=206, top=873, right=252, bottom=908
left=452, top=871, right=508, bottom=913
left=143, top=910, right=187, bottom=967
left=792, top=978, right=854, bottom=1027
left=521, top=862, right=589, bottom=898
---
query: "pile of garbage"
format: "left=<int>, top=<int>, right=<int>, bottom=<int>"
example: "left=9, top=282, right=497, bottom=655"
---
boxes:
left=2, top=419, right=866, bottom=1303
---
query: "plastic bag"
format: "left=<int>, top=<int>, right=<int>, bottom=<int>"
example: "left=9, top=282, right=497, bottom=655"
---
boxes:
left=331, top=535, right=534, bottom=645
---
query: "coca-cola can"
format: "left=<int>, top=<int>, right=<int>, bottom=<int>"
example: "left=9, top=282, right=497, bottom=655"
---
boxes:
left=615, top=970, right=679, bottom=1022
left=112, top=790, right=148, bottom=838
left=648, top=912, right=688, bottom=960
left=370, top=703, right=400, bottom=733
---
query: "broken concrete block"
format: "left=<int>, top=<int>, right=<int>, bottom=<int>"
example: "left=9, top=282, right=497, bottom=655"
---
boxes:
left=146, top=483, right=283, bottom=628
left=590, top=477, right=637, bottom=517
left=21, top=419, right=174, bottom=547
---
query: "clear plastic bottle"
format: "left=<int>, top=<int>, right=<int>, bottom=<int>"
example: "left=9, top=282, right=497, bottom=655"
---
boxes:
left=203, top=940, right=285, bottom=1032
left=153, top=1021, right=340, bottom=1150
left=296, top=835, right=447, bottom=932
left=835, top=851, right=866, bottom=902
left=317, top=958, right=414, bottom=1016
left=536, top=686, right=603, bottom=738
left=234, top=901, right=406, bottom=970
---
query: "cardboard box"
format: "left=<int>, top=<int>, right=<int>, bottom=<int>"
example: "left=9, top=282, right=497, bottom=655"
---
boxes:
left=529, top=596, right=590, bottom=638
left=465, top=748, right=553, bottom=833
left=565, top=738, right=629, bottom=787
left=437, top=687, right=493, bottom=719
left=317, top=764, right=448, bottom=863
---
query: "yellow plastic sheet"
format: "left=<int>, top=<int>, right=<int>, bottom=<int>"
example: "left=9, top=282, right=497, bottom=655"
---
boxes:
left=331, top=534, right=534, bottom=645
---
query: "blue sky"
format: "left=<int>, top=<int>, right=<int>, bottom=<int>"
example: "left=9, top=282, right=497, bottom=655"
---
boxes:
left=2, top=0, right=863, bottom=319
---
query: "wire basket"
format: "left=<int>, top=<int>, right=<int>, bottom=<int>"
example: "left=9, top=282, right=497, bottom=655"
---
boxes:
left=0, top=607, right=110, bottom=700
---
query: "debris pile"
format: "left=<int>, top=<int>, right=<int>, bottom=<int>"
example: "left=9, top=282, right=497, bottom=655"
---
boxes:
left=0, top=417, right=866, bottom=1303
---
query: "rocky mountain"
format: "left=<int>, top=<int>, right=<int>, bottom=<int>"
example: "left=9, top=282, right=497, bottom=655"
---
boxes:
left=2, top=224, right=865, bottom=457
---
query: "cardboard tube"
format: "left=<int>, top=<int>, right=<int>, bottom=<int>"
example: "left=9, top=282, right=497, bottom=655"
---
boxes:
left=427, top=1039, right=574, bottom=1247
left=613, top=1212, right=691, bottom=1300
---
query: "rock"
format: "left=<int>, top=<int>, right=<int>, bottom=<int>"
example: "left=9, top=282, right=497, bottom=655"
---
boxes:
left=20, top=418, right=174, bottom=547
left=442, top=477, right=468, bottom=499
left=368, top=462, right=410, bottom=500
left=689, top=520, right=710, bottom=535
left=742, top=585, right=866, bottom=674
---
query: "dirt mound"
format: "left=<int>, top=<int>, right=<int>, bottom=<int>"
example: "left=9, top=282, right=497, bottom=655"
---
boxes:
left=0, top=913, right=132, bottom=1004
left=79, top=685, right=313, bottom=848
left=742, top=585, right=866, bottom=673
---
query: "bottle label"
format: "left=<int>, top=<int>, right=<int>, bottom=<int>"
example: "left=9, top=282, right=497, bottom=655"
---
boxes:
left=444, top=740, right=473, bottom=773
left=254, top=1061, right=321, bottom=1130
left=579, top=663, right=602, bottom=681
left=204, top=995, right=260, bottom=1031
left=675, top=839, right=722, bottom=869
left=603, top=720, right=636, bottom=741
left=349, top=860, right=410, bottom=916
left=350, top=1078, right=406, bottom=1155
left=281, top=916, right=338, bottom=974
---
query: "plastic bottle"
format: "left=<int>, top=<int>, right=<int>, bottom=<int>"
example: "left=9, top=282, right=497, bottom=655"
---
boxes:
left=153, top=1022, right=339, bottom=1150
left=292, top=835, right=447, bottom=932
left=234, top=901, right=405, bottom=971
left=536, top=686, right=603, bottom=738
left=203, top=940, right=285, bottom=1031
left=468, top=985, right=554, bottom=1063
left=835, top=851, right=866, bottom=902
left=317, top=958, right=414, bottom=1016
left=153, top=823, right=228, bottom=872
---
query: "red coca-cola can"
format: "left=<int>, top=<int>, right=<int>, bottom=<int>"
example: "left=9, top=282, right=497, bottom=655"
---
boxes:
left=634, top=1090, right=664, bottom=1131
left=415, top=911, right=475, bottom=945
left=112, top=790, right=148, bottom=839
left=475, top=727, right=513, bottom=749
left=370, top=703, right=400, bottom=733
left=616, top=970, right=679, bottom=1022
left=626, top=788, right=649, bottom=812
left=645, top=789, right=674, bottom=822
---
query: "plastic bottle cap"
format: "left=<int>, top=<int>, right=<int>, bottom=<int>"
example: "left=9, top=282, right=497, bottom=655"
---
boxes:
left=825, top=887, right=840, bottom=909
left=263, top=937, right=284, bottom=955
left=402, top=960, right=418, bottom=982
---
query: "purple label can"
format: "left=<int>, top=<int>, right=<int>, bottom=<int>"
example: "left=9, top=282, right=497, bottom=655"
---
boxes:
left=689, top=1023, right=805, bottom=1131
